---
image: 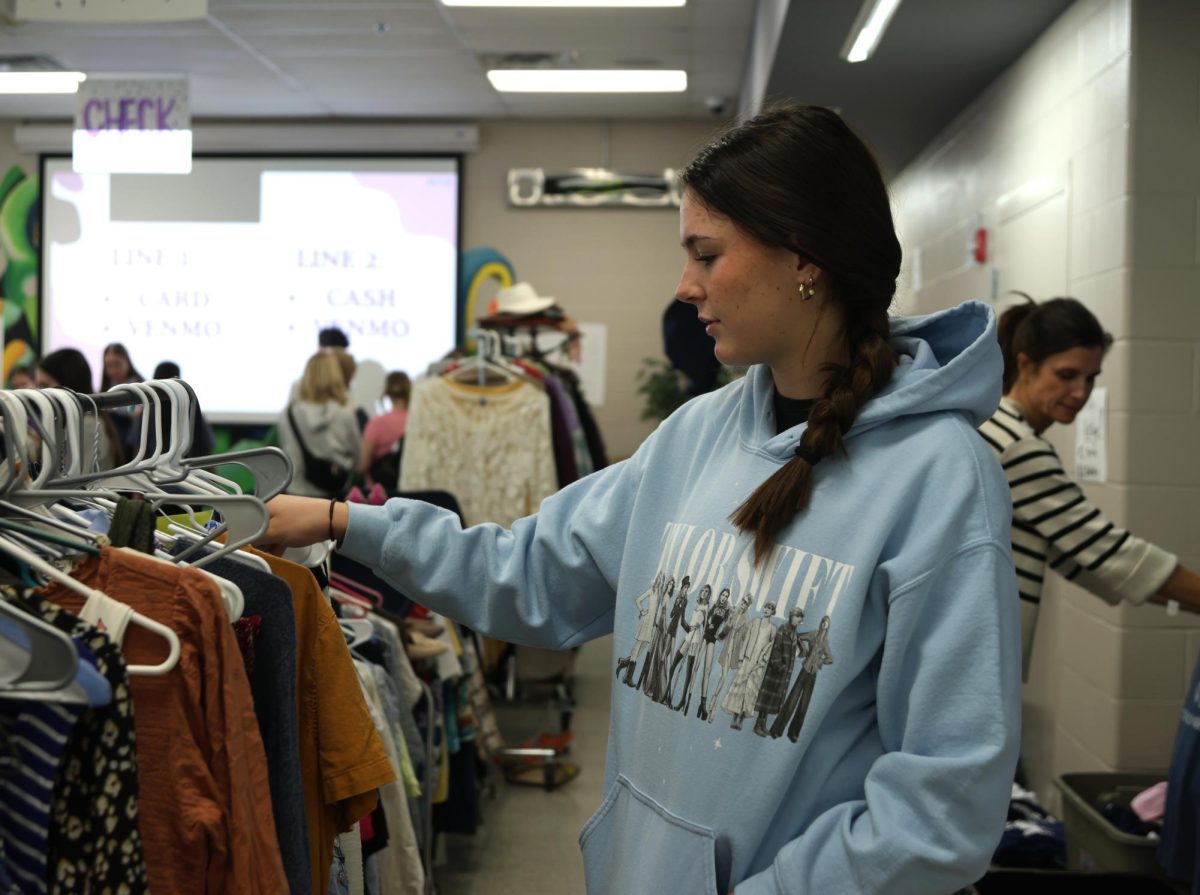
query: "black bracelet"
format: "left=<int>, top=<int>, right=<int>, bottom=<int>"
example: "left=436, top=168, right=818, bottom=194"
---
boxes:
left=328, top=499, right=337, bottom=542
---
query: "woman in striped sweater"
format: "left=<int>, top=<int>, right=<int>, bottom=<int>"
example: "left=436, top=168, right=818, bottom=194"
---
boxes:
left=980, top=296, right=1200, bottom=676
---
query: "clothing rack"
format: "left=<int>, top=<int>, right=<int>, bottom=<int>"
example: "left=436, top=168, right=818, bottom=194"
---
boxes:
left=68, top=380, right=200, bottom=412
left=0, top=381, right=432, bottom=895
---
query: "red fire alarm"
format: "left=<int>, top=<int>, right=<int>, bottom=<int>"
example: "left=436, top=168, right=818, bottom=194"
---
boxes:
left=972, top=227, right=988, bottom=264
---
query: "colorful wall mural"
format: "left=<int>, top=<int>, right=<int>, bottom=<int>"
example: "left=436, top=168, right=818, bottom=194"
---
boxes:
left=0, top=165, right=39, bottom=383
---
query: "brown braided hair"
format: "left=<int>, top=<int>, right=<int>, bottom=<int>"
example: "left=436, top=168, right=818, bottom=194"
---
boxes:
left=680, top=104, right=902, bottom=563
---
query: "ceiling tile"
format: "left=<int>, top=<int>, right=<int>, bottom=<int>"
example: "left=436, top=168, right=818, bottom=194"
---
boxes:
left=441, top=6, right=693, bottom=33
left=456, top=25, right=690, bottom=56
left=253, top=34, right=463, bottom=58
left=190, top=76, right=332, bottom=116
left=276, top=53, right=483, bottom=82
left=0, top=0, right=753, bottom=122
left=210, top=7, right=450, bottom=34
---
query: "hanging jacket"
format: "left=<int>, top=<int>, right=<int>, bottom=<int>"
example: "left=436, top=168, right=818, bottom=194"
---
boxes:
left=340, top=301, right=1022, bottom=895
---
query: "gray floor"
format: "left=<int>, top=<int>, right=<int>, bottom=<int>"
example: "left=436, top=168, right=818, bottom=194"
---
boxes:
left=435, top=636, right=613, bottom=895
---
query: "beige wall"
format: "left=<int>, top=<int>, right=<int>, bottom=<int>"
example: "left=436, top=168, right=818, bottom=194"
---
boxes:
left=891, top=0, right=1200, bottom=810
left=463, top=119, right=719, bottom=458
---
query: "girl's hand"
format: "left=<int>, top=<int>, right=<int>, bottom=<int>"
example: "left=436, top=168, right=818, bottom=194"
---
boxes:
left=261, top=495, right=346, bottom=548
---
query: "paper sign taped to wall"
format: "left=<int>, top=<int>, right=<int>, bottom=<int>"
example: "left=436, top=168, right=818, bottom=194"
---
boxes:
left=1075, top=386, right=1107, bottom=483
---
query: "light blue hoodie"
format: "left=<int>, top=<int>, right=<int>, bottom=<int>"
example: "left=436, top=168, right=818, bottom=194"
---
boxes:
left=341, top=300, right=1022, bottom=895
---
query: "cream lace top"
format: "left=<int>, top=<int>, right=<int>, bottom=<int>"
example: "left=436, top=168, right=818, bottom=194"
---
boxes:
left=399, top=376, right=556, bottom=527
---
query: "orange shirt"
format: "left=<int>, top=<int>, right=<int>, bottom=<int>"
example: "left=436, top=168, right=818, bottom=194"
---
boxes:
left=246, top=547, right=396, bottom=894
left=41, top=548, right=287, bottom=895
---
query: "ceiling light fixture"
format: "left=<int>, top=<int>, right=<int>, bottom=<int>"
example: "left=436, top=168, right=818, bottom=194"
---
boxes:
left=487, top=69, right=686, bottom=92
left=0, top=71, right=86, bottom=94
left=839, top=0, right=903, bottom=64
left=445, top=1, right=684, bottom=7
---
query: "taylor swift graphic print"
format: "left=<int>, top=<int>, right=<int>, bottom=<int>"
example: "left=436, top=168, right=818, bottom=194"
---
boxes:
left=620, top=520, right=854, bottom=745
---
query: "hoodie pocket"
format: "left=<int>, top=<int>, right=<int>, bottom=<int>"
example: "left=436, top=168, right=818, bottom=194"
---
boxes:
left=579, top=775, right=719, bottom=895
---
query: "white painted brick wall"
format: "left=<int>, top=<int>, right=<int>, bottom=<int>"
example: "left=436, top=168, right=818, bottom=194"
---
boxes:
left=890, top=0, right=1200, bottom=809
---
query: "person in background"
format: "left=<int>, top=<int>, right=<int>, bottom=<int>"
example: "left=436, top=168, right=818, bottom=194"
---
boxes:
left=318, top=326, right=350, bottom=350
left=7, top=364, right=35, bottom=389
left=264, top=103, right=1022, bottom=894
left=981, top=296, right=1200, bottom=677
left=100, top=342, right=143, bottom=392
left=328, top=348, right=368, bottom=432
left=279, top=352, right=360, bottom=498
left=358, top=371, right=409, bottom=489
left=36, top=347, right=120, bottom=470
left=100, top=342, right=145, bottom=463
left=153, top=360, right=216, bottom=458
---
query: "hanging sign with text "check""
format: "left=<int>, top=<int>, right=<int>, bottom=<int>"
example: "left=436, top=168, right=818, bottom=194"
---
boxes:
left=73, top=76, right=192, bottom=174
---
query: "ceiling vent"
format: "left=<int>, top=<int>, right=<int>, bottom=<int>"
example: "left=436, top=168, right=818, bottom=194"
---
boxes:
left=0, top=54, right=72, bottom=73
left=478, top=51, right=580, bottom=70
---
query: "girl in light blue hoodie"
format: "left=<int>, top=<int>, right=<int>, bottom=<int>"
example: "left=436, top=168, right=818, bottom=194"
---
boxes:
left=265, top=104, right=1022, bottom=895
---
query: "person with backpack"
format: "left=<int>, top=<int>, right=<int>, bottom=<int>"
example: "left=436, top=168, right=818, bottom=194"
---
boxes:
left=279, top=352, right=360, bottom=498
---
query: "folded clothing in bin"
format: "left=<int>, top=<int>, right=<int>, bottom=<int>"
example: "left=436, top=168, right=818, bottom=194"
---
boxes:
left=1159, top=651, right=1200, bottom=891
left=992, top=784, right=1065, bottom=870
left=1102, top=802, right=1162, bottom=839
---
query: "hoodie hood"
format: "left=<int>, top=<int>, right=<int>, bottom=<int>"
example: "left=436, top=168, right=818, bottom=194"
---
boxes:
left=740, top=300, right=1002, bottom=459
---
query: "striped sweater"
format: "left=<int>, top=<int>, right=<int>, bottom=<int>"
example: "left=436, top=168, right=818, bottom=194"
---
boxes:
left=979, top=398, right=1177, bottom=676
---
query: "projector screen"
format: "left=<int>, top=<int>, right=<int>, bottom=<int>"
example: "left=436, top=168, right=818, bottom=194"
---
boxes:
left=40, top=155, right=460, bottom=422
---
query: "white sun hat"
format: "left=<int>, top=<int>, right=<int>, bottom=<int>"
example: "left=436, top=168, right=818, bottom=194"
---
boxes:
left=489, top=281, right=557, bottom=316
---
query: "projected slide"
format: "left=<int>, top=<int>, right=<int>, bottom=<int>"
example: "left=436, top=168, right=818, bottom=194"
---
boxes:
left=41, top=156, right=459, bottom=421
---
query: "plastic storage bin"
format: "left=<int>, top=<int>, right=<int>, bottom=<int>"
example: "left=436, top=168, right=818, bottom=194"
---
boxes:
left=1054, top=772, right=1177, bottom=879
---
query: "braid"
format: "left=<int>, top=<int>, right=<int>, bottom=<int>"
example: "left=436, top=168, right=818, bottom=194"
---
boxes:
left=731, top=317, right=896, bottom=562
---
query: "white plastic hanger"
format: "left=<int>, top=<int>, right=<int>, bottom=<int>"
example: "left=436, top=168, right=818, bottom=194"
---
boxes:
left=0, top=534, right=180, bottom=676
left=340, top=618, right=375, bottom=648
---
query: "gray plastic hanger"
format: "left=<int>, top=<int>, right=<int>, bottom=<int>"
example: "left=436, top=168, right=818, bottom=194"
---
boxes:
left=0, top=582, right=79, bottom=693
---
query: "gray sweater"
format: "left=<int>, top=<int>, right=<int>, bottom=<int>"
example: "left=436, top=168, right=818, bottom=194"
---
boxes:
left=278, top=400, right=360, bottom=497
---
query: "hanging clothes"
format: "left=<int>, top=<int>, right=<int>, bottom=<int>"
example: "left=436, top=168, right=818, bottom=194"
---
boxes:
left=107, top=497, right=156, bottom=554
left=9, top=592, right=150, bottom=895
left=187, top=552, right=312, bottom=895
left=513, top=360, right=594, bottom=485
left=245, top=547, right=397, bottom=895
left=39, top=548, right=288, bottom=895
left=0, top=647, right=85, bottom=895
left=549, top=364, right=609, bottom=471
left=0, top=377, right=437, bottom=894
left=511, top=360, right=576, bottom=487
left=400, top=377, right=556, bottom=528
left=353, top=660, right=424, bottom=895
